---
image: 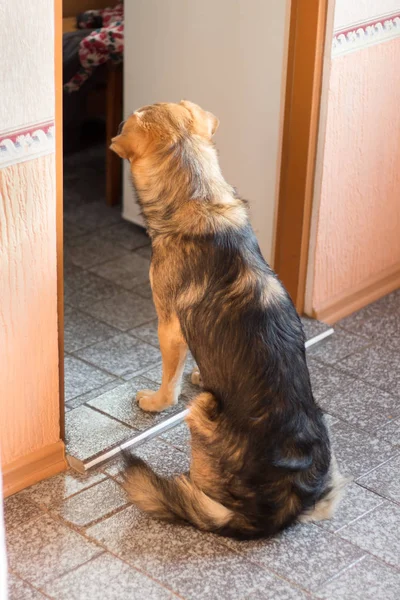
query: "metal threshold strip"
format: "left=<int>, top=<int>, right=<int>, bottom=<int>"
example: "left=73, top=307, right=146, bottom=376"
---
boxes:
left=67, top=325, right=334, bottom=473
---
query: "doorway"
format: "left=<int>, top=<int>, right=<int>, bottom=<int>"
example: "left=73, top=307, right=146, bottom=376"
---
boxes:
left=58, top=0, right=332, bottom=472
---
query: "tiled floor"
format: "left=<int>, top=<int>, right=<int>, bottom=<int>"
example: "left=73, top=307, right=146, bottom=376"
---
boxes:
left=7, top=144, right=399, bottom=598
left=6, top=292, right=400, bottom=599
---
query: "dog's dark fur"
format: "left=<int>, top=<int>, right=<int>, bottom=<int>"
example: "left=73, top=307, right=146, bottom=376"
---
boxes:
left=111, top=101, right=346, bottom=538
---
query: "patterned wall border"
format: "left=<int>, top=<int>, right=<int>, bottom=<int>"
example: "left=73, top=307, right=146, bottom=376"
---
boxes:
left=0, top=121, right=55, bottom=169
left=332, top=12, right=400, bottom=57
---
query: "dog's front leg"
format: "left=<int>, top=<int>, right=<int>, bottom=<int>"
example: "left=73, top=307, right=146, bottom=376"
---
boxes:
left=137, top=315, right=188, bottom=412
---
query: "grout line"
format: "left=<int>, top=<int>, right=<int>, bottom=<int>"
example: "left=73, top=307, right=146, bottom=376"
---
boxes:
left=313, top=554, right=368, bottom=591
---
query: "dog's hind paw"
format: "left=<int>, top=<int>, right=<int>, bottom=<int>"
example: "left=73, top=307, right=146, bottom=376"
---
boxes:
left=191, top=367, right=203, bottom=387
left=136, top=389, right=176, bottom=412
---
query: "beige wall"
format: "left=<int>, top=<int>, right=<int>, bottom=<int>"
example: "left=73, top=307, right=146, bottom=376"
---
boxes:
left=0, top=0, right=62, bottom=475
left=306, top=1, right=400, bottom=321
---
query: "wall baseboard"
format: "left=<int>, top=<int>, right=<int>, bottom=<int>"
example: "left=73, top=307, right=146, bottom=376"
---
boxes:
left=2, top=441, right=67, bottom=498
left=311, top=265, right=400, bottom=324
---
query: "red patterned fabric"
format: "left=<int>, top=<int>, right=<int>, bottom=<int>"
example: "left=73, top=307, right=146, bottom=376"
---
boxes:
left=65, top=3, right=124, bottom=93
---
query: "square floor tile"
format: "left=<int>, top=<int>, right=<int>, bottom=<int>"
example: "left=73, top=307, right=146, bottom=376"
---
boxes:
left=317, top=483, right=384, bottom=533
left=64, top=355, right=115, bottom=402
left=301, top=317, right=331, bottom=342
left=315, top=555, right=400, bottom=600
left=65, top=272, right=123, bottom=311
left=65, top=406, right=133, bottom=461
left=88, top=376, right=188, bottom=430
left=51, top=478, right=128, bottom=527
left=308, top=329, right=371, bottom=365
left=7, top=573, right=46, bottom=600
left=338, top=501, right=400, bottom=568
left=43, top=553, right=175, bottom=600
left=100, top=220, right=150, bottom=251
left=129, top=319, right=159, bottom=347
left=339, top=295, right=400, bottom=344
left=329, top=419, right=395, bottom=479
left=133, top=281, right=153, bottom=299
left=161, top=423, right=191, bottom=452
left=104, top=438, right=190, bottom=480
left=90, top=253, right=150, bottom=290
left=134, top=245, right=152, bottom=259
left=7, top=514, right=101, bottom=587
left=317, top=377, right=400, bottom=432
left=87, top=506, right=286, bottom=600
left=81, top=290, right=157, bottom=331
left=337, top=345, right=400, bottom=396
left=377, top=417, right=400, bottom=448
left=4, top=495, right=44, bottom=533
left=66, top=379, right=124, bottom=410
left=245, top=580, right=310, bottom=600
left=22, top=468, right=106, bottom=507
left=64, top=307, right=119, bottom=353
left=66, top=233, right=129, bottom=269
left=306, top=360, right=355, bottom=404
left=357, top=455, right=400, bottom=504
left=75, top=334, right=161, bottom=379
left=64, top=262, right=89, bottom=293
left=64, top=201, right=121, bottom=235
left=222, top=523, right=364, bottom=592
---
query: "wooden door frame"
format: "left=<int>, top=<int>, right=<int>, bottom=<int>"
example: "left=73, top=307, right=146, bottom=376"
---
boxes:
left=54, top=0, right=330, bottom=426
left=274, top=0, right=329, bottom=313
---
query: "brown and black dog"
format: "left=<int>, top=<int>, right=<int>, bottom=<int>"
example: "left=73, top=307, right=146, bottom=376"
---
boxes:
left=110, top=101, right=345, bottom=538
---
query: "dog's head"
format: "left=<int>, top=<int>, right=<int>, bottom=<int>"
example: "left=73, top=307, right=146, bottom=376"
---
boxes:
left=110, top=101, right=219, bottom=162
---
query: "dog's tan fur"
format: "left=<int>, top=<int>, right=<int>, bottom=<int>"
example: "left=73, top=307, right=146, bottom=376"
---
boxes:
left=111, top=101, right=346, bottom=537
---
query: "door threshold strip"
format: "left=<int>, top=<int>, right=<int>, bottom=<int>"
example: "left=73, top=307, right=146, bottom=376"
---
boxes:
left=67, top=325, right=334, bottom=473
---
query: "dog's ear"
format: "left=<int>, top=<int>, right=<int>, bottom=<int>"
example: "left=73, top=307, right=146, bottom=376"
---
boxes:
left=110, top=135, right=132, bottom=160
left=180, top=100, right=219, bottom=139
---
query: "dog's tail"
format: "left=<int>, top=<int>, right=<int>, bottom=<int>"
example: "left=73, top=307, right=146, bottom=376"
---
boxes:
left=122, top=452, right=246, bottom=535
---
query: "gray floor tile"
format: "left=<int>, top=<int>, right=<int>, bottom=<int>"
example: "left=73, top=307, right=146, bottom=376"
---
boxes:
left=338, top=501, right=400, bottom=568
left=161, top=422, right=191, bottom=452
left=377, top=417, right=400, bottom=447
left=7, top=514, right=101, bottom=587
left=338, top=295, right=400, bottom=345
left=104, top=438, right=190, bottom=480
left=88, top=376, right=188, bottom=430
left=134, top=245, right=152, bottom=259
left=301, top=316, right=332, bottom=342
left=89, top=253, right=150, bottom=290
left=306, top=359, right=353, bottom=404
left=22, top=469, right=106, bottom=507
left=222, top=523, right=364, bottom=592
left=67, top=379, right=124, bottom=410
left=65, top=406, right=133, bottom=461
left=51, top=478, right=128, bottom=527
left=315, top=555, right=400, bottom=600
left=129, top=319, right=159, bottom=347
left=337, top=345, right=400, bottom=396
left=64, top=306, right=119, bottom=352
left=357, top=455, right=400, bottom=504
left=100, top=220, right=150, bottom=251
left=65, top=271, right=123, bottom=311
left=329, top=419, right=395, bottom=479
left=81, top=289, right=157, bottom=331
left=67, top=233, right=129, bottom=269
left=317, top=483, right=384, bottom=533
left=87, top=506, right=285, bottom=600
left=64, top=201, right=121, bottom=236
left=64, top=355, right=115, bottom=402
left=308, top=329, right=371, bottom=365
left=133, top=280, right=153, bottom=299
left=7, top=573, right=46, bottom=600
left=75, top=334, right=161, bottom=379
left=245, top=580, right=310, bottom=600
left=317, top=377, right=400, bottom=432
left=4, top=495, right=44, bottom=533
left=43, top=553, right=175, bottom=600
left=64, top=262, right=89, bottom=293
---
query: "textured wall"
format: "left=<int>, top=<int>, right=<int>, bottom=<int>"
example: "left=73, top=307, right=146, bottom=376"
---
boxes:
left=0, top=0, right=54, bottom=131
left=0, top=156, right=60, bottom=465
left=313, top=40, right=400, bottom=311
left=334, top=0, right=400, bottom=29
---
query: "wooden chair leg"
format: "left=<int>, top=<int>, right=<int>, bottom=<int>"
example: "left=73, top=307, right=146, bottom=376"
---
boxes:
left=106, top=63, right=123, bottom=206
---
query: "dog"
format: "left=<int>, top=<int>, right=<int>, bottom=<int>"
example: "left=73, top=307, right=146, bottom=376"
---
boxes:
left=110, top=101, right=346, bottom=538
